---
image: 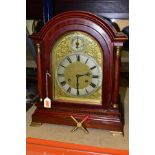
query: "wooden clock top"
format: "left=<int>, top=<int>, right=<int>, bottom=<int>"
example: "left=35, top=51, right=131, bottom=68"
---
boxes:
left=30, top=10, right=127, bottom=44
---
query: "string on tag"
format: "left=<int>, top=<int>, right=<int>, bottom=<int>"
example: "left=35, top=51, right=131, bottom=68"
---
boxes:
left=46, top=71, right=51, bottom=97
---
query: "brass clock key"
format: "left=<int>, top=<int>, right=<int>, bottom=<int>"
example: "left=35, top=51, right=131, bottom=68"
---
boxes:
left=70, top=115, right=89, bottom=133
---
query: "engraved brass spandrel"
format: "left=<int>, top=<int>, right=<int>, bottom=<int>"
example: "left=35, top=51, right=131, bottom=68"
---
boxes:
left=52, top=31, right=102, bottom=66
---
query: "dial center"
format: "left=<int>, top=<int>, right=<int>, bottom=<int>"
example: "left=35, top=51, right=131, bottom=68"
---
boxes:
left=64, top=62, right=92, bottom=89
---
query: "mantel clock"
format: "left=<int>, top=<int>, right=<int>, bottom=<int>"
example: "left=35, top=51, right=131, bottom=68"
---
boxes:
left=30, top=11, right=127, bottom=132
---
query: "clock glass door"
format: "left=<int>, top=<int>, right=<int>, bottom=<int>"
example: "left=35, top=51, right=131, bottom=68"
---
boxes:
left=51, top=31, right=103, bottom=105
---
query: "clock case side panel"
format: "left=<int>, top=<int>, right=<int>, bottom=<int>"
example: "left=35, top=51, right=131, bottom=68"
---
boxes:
left=29, top=11, right=127, bottom=132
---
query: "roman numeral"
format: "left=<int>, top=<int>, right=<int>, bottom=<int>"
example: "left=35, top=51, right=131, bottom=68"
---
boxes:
left=76, top=55, right=80, bottom=61
left=77, top=89, right=79, bottom=96
left=90, top=82, right=96, bottom=88
left=85, top=58, right=89, bottom=64
left=66, top=57, right=72, bottom=63
left=67, top=87, right=71, bottom=93
left=58, top=74, right=64, bottom=77
left=60, top=64, right=66, bottom=68
left=85, top=88, right=89, bottom=94
left=92, top=75, right=99, bottom=78
left=60, top=81, right=66, bottom=86
left=90, top=66, right=96, bottom=70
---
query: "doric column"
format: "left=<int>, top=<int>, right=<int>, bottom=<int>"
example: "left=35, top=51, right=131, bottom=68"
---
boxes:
left=113, top=46, right=122, bottom=109
left=36, top=43, right=43, bottom=103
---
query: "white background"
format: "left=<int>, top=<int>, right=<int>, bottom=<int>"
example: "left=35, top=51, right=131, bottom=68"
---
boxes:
left=0, top=0, right=155, bottom=154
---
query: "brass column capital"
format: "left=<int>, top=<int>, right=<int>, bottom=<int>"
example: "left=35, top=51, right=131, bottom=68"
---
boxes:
left=115, top=46, right=122, bottom=57
left=39, top=98, right=43, bottom=102
left=112, top=103, right=119, bottom=109
left=36, top=43, right=41, bottom=53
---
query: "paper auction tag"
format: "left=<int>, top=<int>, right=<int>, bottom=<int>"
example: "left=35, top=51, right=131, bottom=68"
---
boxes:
left=44, top=97, right=51, bottom=108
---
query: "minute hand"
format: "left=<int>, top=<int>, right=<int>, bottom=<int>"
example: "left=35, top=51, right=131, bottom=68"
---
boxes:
left=76, top=74, right=79, bottom=95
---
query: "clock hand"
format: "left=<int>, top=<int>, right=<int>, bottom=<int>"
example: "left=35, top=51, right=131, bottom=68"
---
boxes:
left=76, top=72, right=91, bottom=95
left=76, top=36, right=79, bottom=49
left=78, top=72, right=91, bottom=77
left=76, top=74, right=79, bottom=95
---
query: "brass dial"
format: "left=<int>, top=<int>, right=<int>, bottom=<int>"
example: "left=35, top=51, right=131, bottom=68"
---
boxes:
left=56, top=53, right=102, bottom=96
left=71, top=36, right=85, bottom=52
left=52, top=31, right=103, bottom=105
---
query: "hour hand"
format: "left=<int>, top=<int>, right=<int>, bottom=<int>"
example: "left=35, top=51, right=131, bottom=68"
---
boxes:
left=78, top=72, right=91, bottom=77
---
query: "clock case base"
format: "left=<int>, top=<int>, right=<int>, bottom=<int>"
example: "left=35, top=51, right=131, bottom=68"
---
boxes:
left=31, top=102, right=124, bottom=132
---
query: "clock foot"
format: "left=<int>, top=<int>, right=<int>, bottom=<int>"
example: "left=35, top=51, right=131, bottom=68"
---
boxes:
left=110, top=131, right=123, bottom=136
left=30, top=122, right=42, bottom=127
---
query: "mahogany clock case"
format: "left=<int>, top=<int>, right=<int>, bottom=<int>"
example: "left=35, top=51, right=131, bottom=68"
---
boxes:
left=30, top=11, right=127, bottom=132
